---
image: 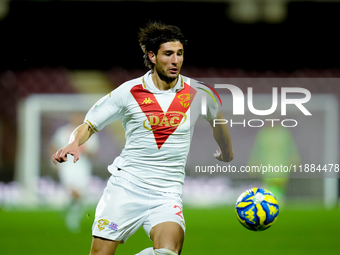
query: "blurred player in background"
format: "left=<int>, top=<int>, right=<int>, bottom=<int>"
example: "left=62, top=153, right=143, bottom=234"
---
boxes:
left=50, top=112, right=99, bottom=232
left=52, top=21, right=234, bottom=255
left=248, top=123, right=300, bottom=203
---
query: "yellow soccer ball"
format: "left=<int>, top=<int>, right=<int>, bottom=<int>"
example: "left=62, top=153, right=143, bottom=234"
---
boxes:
left=235, top=188, right=279, bottom=231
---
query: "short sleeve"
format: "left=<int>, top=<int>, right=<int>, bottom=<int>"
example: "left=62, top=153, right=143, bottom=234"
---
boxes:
left=194, top=81, right=219, bottom=122
left=202, top=90, right=219, bottom=122
left=85, top=85, right=126, bottom=132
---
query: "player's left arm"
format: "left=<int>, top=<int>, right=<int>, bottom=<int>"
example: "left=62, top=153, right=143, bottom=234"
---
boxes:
left=210, top=111, right=234, bottom=162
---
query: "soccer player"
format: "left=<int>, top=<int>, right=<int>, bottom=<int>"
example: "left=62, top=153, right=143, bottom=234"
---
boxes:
left=52, top=22, right=234, bottom=255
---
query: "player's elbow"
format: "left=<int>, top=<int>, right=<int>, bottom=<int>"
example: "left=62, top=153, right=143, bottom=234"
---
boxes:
left=224, top=151, right=234, bottom=162
left=224, top=156, right=234, bottom=162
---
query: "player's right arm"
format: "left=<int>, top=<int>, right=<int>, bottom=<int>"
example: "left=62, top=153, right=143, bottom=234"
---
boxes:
left=53, top=84, right=126, bottom=165
left=52, top=123, right=95, bottom=164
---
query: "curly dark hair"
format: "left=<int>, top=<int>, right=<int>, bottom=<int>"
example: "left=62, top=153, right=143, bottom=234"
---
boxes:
left=138, top=21, right=187, bottom=69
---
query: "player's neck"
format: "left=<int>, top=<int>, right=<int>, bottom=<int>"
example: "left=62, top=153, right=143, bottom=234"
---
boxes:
left=151, top=70, right=178, bottom=91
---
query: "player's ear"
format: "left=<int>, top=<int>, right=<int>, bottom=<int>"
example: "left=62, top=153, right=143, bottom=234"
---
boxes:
left=148, top=51, right=156, bottom=64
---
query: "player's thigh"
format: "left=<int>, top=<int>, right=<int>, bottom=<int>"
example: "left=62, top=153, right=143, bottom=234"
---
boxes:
left=92, top=176, right=149, bottom=243
left=90, top=236, right=120, bottom=255
left=150, top=221, right=184, bottom=254
left=143, top=192, right=185, bottom=253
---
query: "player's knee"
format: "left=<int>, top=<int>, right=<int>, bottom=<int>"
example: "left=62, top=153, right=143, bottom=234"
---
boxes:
left=153, top=239, right=182, bottom=254
left=136, top=247, right=178, bottom=255
left=154, top=248, right=178, bottom=255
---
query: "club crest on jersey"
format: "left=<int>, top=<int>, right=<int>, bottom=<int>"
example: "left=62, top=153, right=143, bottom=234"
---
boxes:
left=178, top=93, right=192, bottom=108
left=97, top=219, right=110, bottom=231
left=142, top=97, right=154, bottom=104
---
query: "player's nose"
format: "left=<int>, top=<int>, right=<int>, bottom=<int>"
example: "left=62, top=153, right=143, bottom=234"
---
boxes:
left=171, top=54, right=179, bottom=64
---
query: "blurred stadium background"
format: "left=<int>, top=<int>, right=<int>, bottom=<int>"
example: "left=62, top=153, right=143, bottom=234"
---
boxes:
left=0, top=0, right=340, bottom=254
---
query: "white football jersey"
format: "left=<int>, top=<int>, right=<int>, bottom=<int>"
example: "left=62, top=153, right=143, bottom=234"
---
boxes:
left=85, top=70, right=219, bottom=193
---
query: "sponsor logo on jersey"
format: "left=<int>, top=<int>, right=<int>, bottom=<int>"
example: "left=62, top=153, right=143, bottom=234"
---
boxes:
left=92, top=94, right=109, bottom=109
left=97, top=219, right=110, bottom=231
left=143, top=111, right=186, bottom=131
left=142, top=97, right=154, bottom=104
left=108, top=222, right=119, bottom=231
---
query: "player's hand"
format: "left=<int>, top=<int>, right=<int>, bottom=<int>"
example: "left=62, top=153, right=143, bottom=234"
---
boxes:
left=214, top=149, right=234, bottom=162
left=52, top=143, right=80, bottom=164
left=214, top=149, right=223, bottom=161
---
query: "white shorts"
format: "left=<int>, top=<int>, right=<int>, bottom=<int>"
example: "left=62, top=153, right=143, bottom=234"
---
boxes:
left=92, top=175, right=185, bottom=243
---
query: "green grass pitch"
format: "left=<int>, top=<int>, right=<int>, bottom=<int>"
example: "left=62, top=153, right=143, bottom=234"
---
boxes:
left=1, top=204, right=339, bottom=254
